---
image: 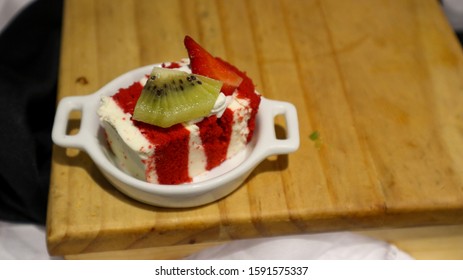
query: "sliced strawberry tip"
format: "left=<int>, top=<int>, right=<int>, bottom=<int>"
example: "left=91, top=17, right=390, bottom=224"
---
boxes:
left=220, top=83, right=238, bottom=95
left=216, top=57, right=255, bottom=96
left=184, top=35, right=243, bottom=95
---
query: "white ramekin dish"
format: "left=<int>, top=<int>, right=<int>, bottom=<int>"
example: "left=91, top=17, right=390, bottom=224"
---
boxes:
left=52, top=64, right=300, bottom=208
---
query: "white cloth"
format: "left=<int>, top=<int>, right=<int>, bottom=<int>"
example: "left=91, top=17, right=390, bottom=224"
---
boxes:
left=0, top=0, right=35, bottom=34
left=0, top=221, right=58, bottom=259
left=443, top=0, right=463, bottom=31
left=186, top=232, right=413, bottom=260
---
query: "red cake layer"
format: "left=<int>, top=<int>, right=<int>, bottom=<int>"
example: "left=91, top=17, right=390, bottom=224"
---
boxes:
left=197, top=110, right=234, bottom=170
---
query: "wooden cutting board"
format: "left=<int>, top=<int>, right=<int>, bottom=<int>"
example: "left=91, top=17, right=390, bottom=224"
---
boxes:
left=47, top=0, right=463, bottom=258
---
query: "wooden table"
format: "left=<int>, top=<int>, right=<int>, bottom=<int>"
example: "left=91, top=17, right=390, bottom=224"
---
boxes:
left=47, top=0, right=463, bottom=259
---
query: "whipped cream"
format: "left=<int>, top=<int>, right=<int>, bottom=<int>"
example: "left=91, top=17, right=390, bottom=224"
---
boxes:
left=210, top=93, right=229, bottom=118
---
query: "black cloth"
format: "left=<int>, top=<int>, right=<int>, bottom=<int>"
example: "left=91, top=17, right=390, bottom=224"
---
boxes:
left=457, top=32, right=463, bottom=45
left=0, top=0, right=63, bottom=225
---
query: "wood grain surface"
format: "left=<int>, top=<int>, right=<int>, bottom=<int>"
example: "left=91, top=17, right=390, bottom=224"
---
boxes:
left=47, top=0, right=463, bottom=258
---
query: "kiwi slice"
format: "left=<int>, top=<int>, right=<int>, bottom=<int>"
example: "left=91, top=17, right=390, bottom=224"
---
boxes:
left=133, top=67, right=223, bottom=128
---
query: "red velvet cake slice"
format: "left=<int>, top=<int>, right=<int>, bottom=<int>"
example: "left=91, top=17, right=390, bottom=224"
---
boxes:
left=98, top=38, right=261, bottom=185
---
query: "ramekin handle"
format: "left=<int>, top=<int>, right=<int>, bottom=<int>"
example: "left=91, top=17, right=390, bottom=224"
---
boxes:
left=258, top=97, right=300, bottom=157
left=52, top=95, right=92, bottom=150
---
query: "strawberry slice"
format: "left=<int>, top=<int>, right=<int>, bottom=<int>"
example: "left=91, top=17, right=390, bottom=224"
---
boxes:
left=184, top=36, right=243, bottom=95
